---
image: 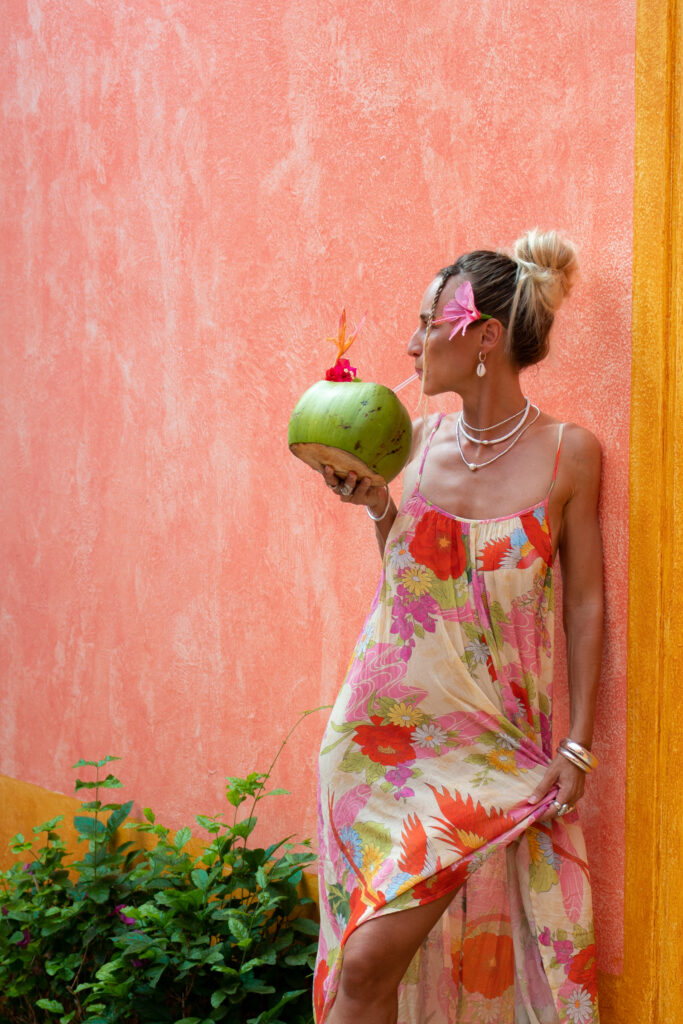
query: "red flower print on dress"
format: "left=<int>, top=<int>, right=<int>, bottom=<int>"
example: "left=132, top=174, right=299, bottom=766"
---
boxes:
left=353, top=718, right=416, bottom=766
left=398, top=814, right=429, bottom=875
left=411, top=860, right=468, bottom=904
left=408, top=510, right=467, bottom=581
left=314, top=958, right=330, bottom=1019
left=520, top=508, right=552, bottom=566
left=427, top=785, right=516, bottom=854
left=461, top=931, right=515, bottom=998
left=568, top=944, right=598, bottom=999
left=479, top=534, right=513, bottom=571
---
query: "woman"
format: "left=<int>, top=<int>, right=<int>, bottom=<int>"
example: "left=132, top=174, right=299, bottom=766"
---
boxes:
left=316, top=230, right=603, bottom=1024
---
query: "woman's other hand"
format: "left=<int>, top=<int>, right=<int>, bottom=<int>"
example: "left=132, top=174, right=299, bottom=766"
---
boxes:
left=527, top=754, right=587, bottom=821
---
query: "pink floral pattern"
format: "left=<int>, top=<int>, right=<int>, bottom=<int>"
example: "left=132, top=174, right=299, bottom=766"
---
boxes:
left=316, top=417, right=599, bottom=1024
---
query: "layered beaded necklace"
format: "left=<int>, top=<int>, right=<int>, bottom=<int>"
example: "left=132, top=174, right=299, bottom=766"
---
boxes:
left=455, top=398, right=540, bottom=472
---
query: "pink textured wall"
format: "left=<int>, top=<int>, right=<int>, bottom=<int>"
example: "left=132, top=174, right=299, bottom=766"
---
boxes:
left=1, top=0, right=633, bottom=971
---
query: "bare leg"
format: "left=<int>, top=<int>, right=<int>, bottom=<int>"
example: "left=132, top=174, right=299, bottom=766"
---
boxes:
left=326, top=888, right=456, bottom=1024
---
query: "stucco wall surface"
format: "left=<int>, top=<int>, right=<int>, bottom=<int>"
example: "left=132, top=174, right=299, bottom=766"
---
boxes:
left=1, top=0, right=634, bottom=972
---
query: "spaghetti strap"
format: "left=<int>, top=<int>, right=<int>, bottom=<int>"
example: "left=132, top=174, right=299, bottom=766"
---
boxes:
left=546, top=422, right=565, bottom=496
left=416, top=414, right=444, bottom=487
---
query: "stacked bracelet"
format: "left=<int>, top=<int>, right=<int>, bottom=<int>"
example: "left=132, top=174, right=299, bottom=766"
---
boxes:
left=366, top=486, right=392, bottom=522
left=557, top=737, right=598, bottom=774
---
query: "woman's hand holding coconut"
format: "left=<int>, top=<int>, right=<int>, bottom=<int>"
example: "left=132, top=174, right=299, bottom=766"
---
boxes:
left=322, top=466, right=394, bottom=518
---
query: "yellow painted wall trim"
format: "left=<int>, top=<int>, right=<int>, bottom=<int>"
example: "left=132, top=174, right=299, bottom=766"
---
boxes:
left=601, top=0, right=683, bottom=1020
left=0, top=773, right=320, bottom=904
left=0, top=774, right=208, bottom=867
left=0, top=775, right=82, bottom=870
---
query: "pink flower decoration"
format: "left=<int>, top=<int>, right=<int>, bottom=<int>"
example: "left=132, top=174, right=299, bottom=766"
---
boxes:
left=433, top=280, right=490, bottom=338
left=325, top=357, right=357, bottom=382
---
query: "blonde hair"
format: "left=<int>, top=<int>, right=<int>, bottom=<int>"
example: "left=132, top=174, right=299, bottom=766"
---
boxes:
left=508, top=229, right=578, bottom=366
left=426, top=229, right=579, bottom=370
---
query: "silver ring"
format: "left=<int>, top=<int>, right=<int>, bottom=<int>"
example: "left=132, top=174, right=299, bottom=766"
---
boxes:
left=553, top=800, right=572, bottom=817
left=339, top=483, right=353, bottom=496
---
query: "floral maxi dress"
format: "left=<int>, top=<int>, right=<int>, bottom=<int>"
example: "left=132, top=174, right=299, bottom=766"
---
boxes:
left=315, top=416, right=599, bottom=1024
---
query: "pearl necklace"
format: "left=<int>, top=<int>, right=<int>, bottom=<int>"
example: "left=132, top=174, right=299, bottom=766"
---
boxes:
left=461, top=398, right=529, bottom=434
left=459, top=399, right=532, bottom=446
left=455, top=406, right=540, bottom=472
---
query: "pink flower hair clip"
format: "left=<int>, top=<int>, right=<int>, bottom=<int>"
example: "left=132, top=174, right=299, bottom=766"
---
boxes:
left=433, top=280, right=492, bottom=338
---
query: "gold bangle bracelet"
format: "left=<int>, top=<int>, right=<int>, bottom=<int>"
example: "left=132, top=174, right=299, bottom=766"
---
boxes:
left=559, top=737, right=598, bottom=771
left=557, top=746, right=592, bottom=774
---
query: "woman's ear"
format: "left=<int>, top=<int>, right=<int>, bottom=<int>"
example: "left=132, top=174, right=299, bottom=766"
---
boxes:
left=479, top=318, right=504, bottom=353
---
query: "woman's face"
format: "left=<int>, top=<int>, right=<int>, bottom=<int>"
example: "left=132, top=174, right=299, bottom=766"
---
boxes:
left=407, top=275, right=481, bottom=395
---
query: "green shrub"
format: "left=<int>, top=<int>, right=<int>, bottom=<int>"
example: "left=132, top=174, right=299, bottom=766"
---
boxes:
left=0, top=754, right=319, bottom=1024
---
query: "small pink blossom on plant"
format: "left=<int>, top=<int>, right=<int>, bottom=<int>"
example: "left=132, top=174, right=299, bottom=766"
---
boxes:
left=325, top=357, right=357, bottom=382
left=433, top=280, right=491, bottom=338
left=115, top=904, right=136, bottom=926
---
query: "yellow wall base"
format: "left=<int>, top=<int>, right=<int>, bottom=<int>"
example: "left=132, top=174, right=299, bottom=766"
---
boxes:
left=0, top=774, right=83, bottom=870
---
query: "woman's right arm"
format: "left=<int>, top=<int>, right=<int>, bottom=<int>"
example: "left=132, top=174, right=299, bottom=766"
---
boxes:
left=322, top=416, right=429, bottom=558
left=322, top=466, right=397, bottom=557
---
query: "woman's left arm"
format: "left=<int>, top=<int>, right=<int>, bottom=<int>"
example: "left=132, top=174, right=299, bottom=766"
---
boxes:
left=529, top=426, right=604, bottom=817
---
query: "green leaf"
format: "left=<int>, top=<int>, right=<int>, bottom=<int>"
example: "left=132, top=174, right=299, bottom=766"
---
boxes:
left=33, top=815, right=64, bottom=833
left=74, top=778, right=101, bottom=790
left=95, top=961, right=122, bottom=982
left=211, top=990, right=228, bottom=1008
left=195, top=813, right=219, bottom=830
left=145, top=963, right=166, bottom=987
left=99, top=772, right=123, bottom=789
left=35, top=999, right=64, bottom=1012
left=291, top=916, right=319, bottom=935
left=86, top=885, right=111, bottom=904
left=174, top=826, right=192, bottom=851
left=246, top=990, right=307, bottom=1023
left=231, top=817, right=257, bottom=839
left=73, top=816, right=106, bottom=838
left=72, top=755, right=120, bottom=768
left=228, top=917, right=250, bottom=942
left=191, top=868, right=209, bottom=890
left=143, top=807, right=155, bottom=822
left=106, top=800, right=133, bottom=835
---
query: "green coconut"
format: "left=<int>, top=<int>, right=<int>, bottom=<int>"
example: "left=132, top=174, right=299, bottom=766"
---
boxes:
left=288, top=379, right=413, bottom=486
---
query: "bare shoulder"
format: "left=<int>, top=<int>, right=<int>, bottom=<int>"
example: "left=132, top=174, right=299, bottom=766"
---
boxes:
left=408, top=412, right=441, bottom=461
left=557, top=422, right=602, bottom=500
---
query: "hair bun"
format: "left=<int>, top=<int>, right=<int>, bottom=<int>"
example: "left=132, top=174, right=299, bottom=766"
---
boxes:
left=513, top=229, right=578, bottom=313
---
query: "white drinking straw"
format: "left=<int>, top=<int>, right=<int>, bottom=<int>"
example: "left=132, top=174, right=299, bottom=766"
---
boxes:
left=392, top=373, right=418, bottom=393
